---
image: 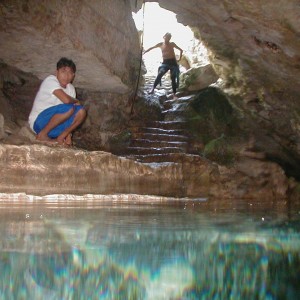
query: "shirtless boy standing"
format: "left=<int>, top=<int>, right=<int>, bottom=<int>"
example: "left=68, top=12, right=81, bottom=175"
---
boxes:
left=143, top=32, right=183, bottom=99
left=28, top=57, right=86, bottom=146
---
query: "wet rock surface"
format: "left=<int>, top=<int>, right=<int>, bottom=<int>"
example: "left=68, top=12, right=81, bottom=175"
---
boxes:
left=0, top=0, right=299, bottom=200
left=149, top=0, right=300, bottom=182
left=0, top=61, right=297, bottom=200
left=0, top=143, right=294, bottom=199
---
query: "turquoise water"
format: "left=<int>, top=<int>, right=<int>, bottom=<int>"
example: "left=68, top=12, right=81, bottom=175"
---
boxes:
left=0, top=198, right=299, bottom=300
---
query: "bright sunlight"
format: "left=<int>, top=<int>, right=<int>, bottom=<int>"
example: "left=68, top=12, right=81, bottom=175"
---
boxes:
left=132, top=2, right=206, bottom=75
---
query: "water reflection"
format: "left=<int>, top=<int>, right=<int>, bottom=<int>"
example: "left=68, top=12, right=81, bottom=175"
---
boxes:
left=0, top=198, right=299, bottom=299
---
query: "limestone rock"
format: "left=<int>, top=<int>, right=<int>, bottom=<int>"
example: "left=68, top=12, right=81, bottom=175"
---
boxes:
left=155, top=0, right=300, bottom=180
left=0, top=0, right=299, bottom=198
left=0, top=0, right=141, bottom=92
left=180, top=64, right=219, bottom=91
left=0, top=144, right=294, bottom=199
left=3, top=124, right=36, bottom=145
left=0, top=144, right=188, bottom=197
left=211, top=158, right=290, bottom=199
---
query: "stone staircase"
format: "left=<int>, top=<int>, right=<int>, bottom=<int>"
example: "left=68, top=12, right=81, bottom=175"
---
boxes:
left=126, top=120, right=189, bottom=163
left=125, top=74, right=196, bottom=163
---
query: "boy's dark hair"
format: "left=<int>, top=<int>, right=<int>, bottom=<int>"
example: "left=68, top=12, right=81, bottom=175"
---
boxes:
left=56, top=57, right=76, bottom=73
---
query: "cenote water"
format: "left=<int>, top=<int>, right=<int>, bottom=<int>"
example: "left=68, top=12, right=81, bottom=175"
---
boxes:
left=0, top=197, right=299, bottom=300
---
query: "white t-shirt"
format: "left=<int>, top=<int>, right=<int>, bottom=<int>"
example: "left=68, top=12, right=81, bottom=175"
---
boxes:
left=28, top=75, right=76, bottom=131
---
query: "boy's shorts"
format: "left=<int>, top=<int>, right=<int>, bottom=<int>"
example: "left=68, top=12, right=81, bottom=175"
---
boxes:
left=33, top=104, right=84, bottom=138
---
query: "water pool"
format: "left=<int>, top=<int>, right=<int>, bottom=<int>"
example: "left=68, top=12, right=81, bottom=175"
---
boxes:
left=0, top=196, right=299, bottom=300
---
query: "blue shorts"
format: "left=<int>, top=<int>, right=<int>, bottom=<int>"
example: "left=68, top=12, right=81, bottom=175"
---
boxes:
left=33, top=104, right=84, bottom=138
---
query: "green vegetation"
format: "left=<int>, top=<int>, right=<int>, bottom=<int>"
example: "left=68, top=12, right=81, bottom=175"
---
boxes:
left=186, top=87, right=238, bottom=143
left=109, top=130, right=132, bottom=154
left=186, top=87, right=239, bottom=165
left=203, top=135, right=236, bottom=166
left=180, top=68, right=199, bottom=89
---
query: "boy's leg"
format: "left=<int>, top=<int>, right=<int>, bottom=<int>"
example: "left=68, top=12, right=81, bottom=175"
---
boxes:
left=64, top=133, right=72, bottom=146
left=56, top=108, right=86, bottom=145
left=33, top=102, right=87, bottom=145
left=171, top=76, right=178, bottom=99
left=36, top=107, right=75, bottom=142
left=149, top=66, right=168, bottom=94
left=170, top=67, right=179, bottom=99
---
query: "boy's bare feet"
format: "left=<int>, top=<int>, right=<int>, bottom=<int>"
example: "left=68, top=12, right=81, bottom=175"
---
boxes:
left=36, top=133, right=58, bottom=145
left=36, top=132, right=52, bottom=142
left=148, top=89, right=154, bottom=94
left=64, top=134, right=72, bottom=147
left=56, top=132, right=73, bottom=147
left=173, top=93, right=178, bottom=100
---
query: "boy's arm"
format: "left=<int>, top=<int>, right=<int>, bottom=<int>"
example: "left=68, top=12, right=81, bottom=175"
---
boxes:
left=173, top=43, right=183, bottom=60
left=53, top=89, right=81, bottom=105
left=143, top=43, right=162, bottom=55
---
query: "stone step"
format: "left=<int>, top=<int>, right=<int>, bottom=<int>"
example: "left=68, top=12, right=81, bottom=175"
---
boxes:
left=131, top=132, right=189, bottom=142
left=170, top=94, right=196, bottom=102
left=126, top=146, right=184, bottom=155
left=164, top=112, right=185, bottom=121
left=162, top=100, right=189, bottom=112
left=130, top=139, right=188, bottom=149
left=126, top=153, right=185, bottom=163
left=126, top=82, right=196, bottom=163
left=130, top=127, right=186, bottom=136
left=162, top=108, right=186, bottom=115
left=163, top=95, right=195, bottom=108
left=146, top=121, right=187, bottom=130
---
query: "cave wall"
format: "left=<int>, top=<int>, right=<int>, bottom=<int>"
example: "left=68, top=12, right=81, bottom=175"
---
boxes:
left=0, top=0, right=141, bottom=150
left=0, top=0, right=299, bottom=198
left=143, top=0, right=300, bottom=179
left=147, top=0, right=300, bottom=95
left=147, top=0, right=300, bottom=101
left=0, top=0, right=141, bottom=92
left=0, top=0, right=300, bottom=179
left=0, top=61, right=133, bottom=151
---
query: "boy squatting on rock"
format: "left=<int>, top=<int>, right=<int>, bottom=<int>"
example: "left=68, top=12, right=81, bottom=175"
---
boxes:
left=28, top=57, right=86, bottom=146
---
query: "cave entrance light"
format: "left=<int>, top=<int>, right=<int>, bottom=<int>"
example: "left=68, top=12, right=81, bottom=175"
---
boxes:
left=132, top=2, right=209, bottom=76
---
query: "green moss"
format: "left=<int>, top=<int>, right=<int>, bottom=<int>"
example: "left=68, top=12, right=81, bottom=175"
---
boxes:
left=186, top=87, right=239, bottom=145
left=203, top=135, right=236, bottom=166
left=110, top=130, right=131, bottom=144
left=109, top=130, right=132, bottom=154
left=190, top=88, right=232, bottom=120
left=180, top=69, right=198, bottom=89
left=133, top=97, right=162, bottom=121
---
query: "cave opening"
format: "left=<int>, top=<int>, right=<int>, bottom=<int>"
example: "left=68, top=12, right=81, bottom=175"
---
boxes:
left=132, top=2, right=209, bottom=77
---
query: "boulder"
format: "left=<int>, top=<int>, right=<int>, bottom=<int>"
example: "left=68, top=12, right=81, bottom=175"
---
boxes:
left=180, top=64, right=219, bottom=91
